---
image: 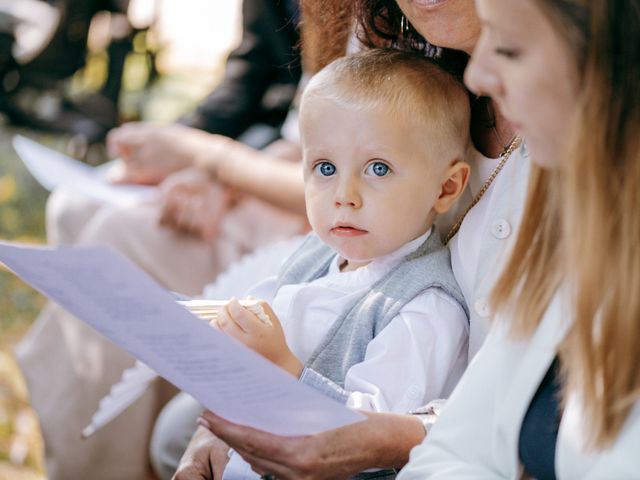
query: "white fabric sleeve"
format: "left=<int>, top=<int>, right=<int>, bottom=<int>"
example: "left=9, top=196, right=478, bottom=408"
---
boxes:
left=344, top=288, right=469, bottom=413
left=244, top=275, right=279, bottom=304
left=396, top=322, right=511, bottom=479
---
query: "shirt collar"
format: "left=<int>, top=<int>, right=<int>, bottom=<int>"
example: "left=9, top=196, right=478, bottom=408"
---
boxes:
left=328, top=227, right=434, bottom=276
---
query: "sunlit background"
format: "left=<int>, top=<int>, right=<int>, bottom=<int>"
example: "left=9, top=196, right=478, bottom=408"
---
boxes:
left=0, top=1, right=241, bottom=477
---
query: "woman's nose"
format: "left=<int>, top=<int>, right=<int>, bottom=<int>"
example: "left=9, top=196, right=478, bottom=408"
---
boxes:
left=464, top=38, right=503, bottom=100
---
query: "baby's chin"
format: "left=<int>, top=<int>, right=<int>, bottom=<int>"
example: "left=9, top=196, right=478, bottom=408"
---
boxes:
left=328, top=237, right=396, bottom=259
left=334, top=247, right=388, bottom=270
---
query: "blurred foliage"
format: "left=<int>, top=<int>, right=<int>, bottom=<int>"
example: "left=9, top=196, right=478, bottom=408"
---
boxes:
left=0, top=127, right=49, bottom=339
left=0, top=9, right=225, bottom=476
left=0, top=126, right=49, bottom=480
left=0, top=352, right=45, bottom=478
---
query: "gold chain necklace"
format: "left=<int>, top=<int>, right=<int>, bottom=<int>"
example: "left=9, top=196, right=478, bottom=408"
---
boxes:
left=444, top=135, right=522, bottom=245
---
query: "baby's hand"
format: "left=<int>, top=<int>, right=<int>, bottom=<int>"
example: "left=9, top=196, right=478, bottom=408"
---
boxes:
left=217, top=298, right=303, bottom=377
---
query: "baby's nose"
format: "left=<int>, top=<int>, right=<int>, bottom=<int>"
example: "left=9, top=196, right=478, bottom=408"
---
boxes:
left=334, top=181, right=362, bottom=208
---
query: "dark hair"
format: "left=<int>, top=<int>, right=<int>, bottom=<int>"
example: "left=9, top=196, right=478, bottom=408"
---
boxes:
left=354, top=0, right=469, bottom=78
left=299, top=0, right=355, bottom=73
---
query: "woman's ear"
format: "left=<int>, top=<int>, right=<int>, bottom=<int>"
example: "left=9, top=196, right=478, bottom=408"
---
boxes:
left=433, top=160, right=470, bottom=214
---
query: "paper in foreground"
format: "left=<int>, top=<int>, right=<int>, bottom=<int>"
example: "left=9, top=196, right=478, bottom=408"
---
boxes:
left=0, top=241, right=364, bottom=437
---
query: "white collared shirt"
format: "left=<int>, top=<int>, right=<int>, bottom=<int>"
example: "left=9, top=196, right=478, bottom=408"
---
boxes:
left=223, top=229, right=469, bottom=479
left=447, top=144, right=531, bottom=360
left=248, top=228, right=469, bottom=413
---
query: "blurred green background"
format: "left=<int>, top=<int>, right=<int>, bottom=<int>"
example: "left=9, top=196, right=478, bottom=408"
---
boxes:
left=0, top=125, right=48, bottom=480
left=0, top=2, right=240, bottom=477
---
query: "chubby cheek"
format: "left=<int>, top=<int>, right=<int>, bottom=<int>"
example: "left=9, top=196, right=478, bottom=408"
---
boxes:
left=305, top=195, right=338, bottom=247
left=370, top=197, right=419, bottom=243
left=305, top=201, right=326, bottom=233
left=389, top=191, right=434, bottom=237
left=304, top=187, right=326, bottom=221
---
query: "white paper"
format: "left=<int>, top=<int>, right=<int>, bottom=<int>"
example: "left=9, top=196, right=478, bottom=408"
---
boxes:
left=85, top=298, right=272, bottom=437
left=12, top=135, right=158, bottom=207
left=0, top=242, right=365, bottom=436
left=82, top=361, right=158, bottom=438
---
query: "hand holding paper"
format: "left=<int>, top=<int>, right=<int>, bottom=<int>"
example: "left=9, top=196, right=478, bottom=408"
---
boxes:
left=12, top=135, right=158, bottom=207
left=82, top=298, right=274, bottom=438
left=217, top=299, right=304, bottom=377
left=0, top=242, right=364, bottom=437
left=179, top=298, right=273, bottom=327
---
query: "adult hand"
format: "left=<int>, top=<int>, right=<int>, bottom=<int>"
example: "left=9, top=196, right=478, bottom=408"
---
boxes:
left=172, top=425, right=230, bottom=480
left=197, top=410, right=427, bottom=480
left=158, top=167, right=234, bottom=241
left=106, top=123, right=227, bottom=185
left=216, top=299, right=303, bottom=377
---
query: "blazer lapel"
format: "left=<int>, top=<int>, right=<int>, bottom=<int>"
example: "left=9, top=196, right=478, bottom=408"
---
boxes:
left=494, top=292, right=571, bottom=471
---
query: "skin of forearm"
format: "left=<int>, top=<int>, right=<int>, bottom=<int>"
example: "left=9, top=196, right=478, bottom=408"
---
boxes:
left=199, top=410, right=426, bottom=479
left=199, top=141, right=307, bottom=216
left=308, top=412, right=426, bottom=477
left=353, top=412, right=427, bottom=471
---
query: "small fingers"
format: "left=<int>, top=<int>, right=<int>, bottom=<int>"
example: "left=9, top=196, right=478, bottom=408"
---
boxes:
left=256, top=301, right=277, bottom=327
left=217, top=300, right=247, bottom=337
left=226, top=298, right=262, bottom=332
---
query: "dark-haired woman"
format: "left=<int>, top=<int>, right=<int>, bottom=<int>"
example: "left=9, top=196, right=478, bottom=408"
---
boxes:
left=175, top=1, right=534, bottom=478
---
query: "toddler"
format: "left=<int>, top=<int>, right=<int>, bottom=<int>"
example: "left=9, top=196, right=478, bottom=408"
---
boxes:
left=215, top=49, right=472, bottom=479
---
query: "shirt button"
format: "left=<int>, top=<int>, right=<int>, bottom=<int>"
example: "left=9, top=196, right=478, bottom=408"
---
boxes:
left=474, top=298, right=490, bottom=318
left=491, top=219, right=512, bottom=239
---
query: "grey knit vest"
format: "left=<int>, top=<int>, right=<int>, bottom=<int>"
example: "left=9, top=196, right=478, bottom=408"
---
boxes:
left=278, top=228, right=468, bottom=384
left=277, top=230, right=468, bottom=479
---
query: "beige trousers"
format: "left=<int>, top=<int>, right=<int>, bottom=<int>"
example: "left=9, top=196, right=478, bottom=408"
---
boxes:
left=15, top=188, right=306, bottom=480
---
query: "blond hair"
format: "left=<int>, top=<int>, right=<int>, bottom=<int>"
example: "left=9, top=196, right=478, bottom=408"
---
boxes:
left=300, top=49, right=471, bottom=161
left=491, top=0, right=640, bottom=449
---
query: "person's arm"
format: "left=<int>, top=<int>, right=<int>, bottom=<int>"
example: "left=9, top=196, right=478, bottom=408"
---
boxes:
left=172, top=426, right=231, bottom=480
left=107, top=124, right=306, bottom=213
left=196, top=410, right=426, bottom=479
left=158, top=167, right=236, bottom=241
left=191, top=294, right=465, bottom=479
left=195, top=136, right=306, bottom=215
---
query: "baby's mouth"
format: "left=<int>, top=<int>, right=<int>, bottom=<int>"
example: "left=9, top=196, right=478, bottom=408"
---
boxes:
left=330, top=224, right=368, bottom=236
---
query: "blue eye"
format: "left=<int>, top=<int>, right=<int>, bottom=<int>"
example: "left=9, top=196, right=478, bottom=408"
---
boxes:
left=315, top=162, right=336, bottom=176
left=366, top=162, right=390, bottom=177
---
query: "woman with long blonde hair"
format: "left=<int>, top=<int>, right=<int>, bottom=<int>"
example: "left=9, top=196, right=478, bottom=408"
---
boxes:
left=399, top=0, right=640, bottom=477
left=175, top=0, right=639, bottom=478
left=176, top=0, right=533, bottom=477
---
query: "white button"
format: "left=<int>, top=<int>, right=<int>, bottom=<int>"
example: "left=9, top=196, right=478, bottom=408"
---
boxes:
left=474, top=298, right=490, bottom=318
left=491, top=219, right=511, bottom=239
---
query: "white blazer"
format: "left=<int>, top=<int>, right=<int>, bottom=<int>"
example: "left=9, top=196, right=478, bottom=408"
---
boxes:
left=397, top=291, right=640, bottom=479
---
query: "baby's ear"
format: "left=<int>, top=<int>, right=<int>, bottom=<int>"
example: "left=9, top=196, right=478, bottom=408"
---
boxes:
left=433, top=160, right=470, bottom=214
